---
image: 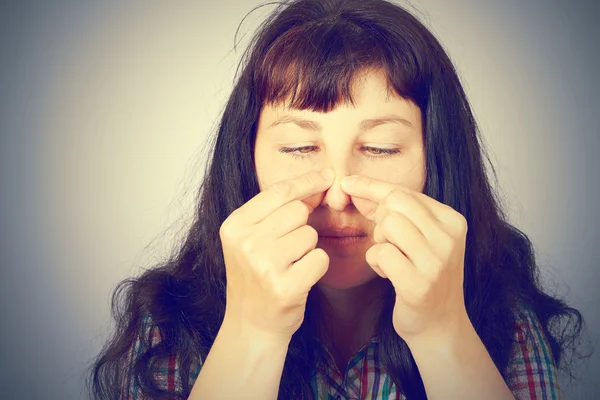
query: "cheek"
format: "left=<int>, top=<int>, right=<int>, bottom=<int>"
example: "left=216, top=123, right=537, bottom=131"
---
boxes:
left=254, top=145, right=303, bottom=191
left=255, top=162, right=315, bottom=191
left=362, top=157, right=426, bottom=191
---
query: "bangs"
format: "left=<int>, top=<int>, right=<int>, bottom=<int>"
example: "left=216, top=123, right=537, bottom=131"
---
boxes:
left=253, top=17, right=426, bottom=112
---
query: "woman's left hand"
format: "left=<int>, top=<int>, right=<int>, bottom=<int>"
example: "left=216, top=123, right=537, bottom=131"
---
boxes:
left=341, top=175, right=470, bottom=343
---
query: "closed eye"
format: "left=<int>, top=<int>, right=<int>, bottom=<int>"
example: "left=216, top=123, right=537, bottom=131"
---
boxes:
left=362, top=146, right=402, bottom=159
left=278, top=145, right=402, bottom=160
left=278, top=145, right=320, bottom=157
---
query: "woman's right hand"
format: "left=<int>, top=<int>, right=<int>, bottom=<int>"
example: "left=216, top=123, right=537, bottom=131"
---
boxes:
left=219, top=169, right=335, bottom=342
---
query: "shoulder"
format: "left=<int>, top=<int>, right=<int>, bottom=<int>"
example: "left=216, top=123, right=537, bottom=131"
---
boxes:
left=504, top=302, right=562, bottom=400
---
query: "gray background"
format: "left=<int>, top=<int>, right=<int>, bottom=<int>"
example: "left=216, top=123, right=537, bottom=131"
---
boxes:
left=0, top=1, right=598, bottom=398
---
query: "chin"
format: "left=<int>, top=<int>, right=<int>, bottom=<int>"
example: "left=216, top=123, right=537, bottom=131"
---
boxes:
left=316, top=259, right=380, bottom=290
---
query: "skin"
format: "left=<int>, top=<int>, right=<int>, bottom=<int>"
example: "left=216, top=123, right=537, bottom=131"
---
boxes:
left=249, top=68, right=514, bottom=399
left=194, top=169, right=335, bottom=400
left=254, top=68, right=426, bottom=363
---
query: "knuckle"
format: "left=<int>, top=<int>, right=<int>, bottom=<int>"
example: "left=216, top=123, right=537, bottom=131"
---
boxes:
left=240, top=237, right=256, bottom=255
left=299, top=174, right=317, bottom=191
left=411, top=284, right=429, bottom=303
left=271, top=282, right=290, bottom=300
left=269, top=181, right=291, bottom=197
left=313, top=247, right=328, bottom=260
left=311, top=248, right=329, bottom=269
left=391, top=189, right=405, bottom=203
left=428, top=257, right=444, bottom=277
left=445, top=206, right=467, bottom=229
left=439, top=234, right=454, bottom=255
left=384, top=190, right=403, bottom=210
left=381, top=213, right=398, bottom=232
left=380, top=242, right=397, bottom=256
left=383, top=193, right=396, bottom=209
left=304, top=225, right=319, bottom=246
left=291, top=200, right=310, bottom=220
left=254, top=258, right=276, bottom=277
left=456, top=213, right=468, bottom=231
left=365, top=245, right=377, bottom=263
left=219, top=218, right=236, bottom=239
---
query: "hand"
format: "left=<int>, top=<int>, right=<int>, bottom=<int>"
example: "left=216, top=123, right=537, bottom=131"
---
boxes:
left=341, top=175, right=470, bottom=343
left=219, top=169, right=334, bottom=342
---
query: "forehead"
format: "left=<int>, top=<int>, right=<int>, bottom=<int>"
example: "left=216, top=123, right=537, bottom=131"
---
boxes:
left=258, top=70, right=421, bottom=131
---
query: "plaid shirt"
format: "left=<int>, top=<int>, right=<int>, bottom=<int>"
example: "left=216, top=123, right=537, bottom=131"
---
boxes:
left=122, top=303, right=561, bottom=399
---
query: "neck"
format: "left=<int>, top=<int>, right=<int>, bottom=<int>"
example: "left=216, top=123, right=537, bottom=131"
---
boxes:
left=312, top=277, right=391, bottom=339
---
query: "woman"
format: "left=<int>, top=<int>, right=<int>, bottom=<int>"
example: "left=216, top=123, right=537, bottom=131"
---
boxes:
left=88, top=0, right=585, bottom=399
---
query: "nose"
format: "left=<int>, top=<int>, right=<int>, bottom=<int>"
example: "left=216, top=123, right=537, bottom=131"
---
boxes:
left=321, top=172, right=352, bottom=211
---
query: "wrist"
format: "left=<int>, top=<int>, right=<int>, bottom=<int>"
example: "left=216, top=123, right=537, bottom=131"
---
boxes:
left=404, top=312, right=474, bottom=358
left=221, top=312, right=293, bottom=348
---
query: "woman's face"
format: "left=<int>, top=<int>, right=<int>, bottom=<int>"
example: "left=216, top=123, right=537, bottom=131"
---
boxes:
left=254, top=69, right=426, bottom=290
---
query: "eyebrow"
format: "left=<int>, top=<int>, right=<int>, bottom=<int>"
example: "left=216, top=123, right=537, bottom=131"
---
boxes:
left=267, top=114, right=413, bottom=132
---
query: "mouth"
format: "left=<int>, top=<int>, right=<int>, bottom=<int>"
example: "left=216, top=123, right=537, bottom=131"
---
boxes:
left=317, top=225, right=368, bottom=247
left=317, top=226, right=367, bottom=237
left=318, top=235, right=368, bottom=247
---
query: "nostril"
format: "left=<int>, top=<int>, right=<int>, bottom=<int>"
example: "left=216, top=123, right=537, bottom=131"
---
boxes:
left=321, top=180, right=351, bottom=211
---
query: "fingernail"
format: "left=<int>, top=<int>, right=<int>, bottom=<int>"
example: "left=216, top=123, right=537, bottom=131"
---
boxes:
left=321, top=168, right=334, bottom=180
left=342, top=176, right=357, bottom=186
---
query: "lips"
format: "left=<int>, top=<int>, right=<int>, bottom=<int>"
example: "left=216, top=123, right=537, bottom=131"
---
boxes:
left=317, top=225, right=367, bottom=238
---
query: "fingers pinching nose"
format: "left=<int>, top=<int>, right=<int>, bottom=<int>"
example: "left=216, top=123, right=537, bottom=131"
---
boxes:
left=321, top=168, right=335, bottom=180
left=341, top=175, right=358, bottom=188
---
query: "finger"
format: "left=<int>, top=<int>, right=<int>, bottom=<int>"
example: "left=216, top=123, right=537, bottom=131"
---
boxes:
left=376, top=189, right=441, bottom=238
left=373, top=211, right=426, bottom=254
left=272, top=225, right=319, bottom=267
left=286, top=248, right=329, bottom=293
left=258, top=200, right=310, bottom=239
left=405, top=190, right=464, bottom=229
left=365, top=243, right=424, bottom=300
left=236, top=169, right=334, bottom=225
left=380, top=189, right=461, bottom=239
left=366, top=255, right=388, bottom=279
left=375, top=212, right=441, bottom=275
left=375, top=202, right=452, bottom=261
left=340, top=175, right=395, bottom=204
left=342, top=175, right=462, bottom=229
left=344, top=176, right=448, bottom=241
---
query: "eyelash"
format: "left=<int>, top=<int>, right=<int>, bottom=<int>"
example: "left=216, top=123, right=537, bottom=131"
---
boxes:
left=278, top=145, right=402, bottom=160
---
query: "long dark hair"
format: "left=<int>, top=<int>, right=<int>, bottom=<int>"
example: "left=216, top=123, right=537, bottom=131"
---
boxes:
left=87, top=0, right=587, bottom=398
